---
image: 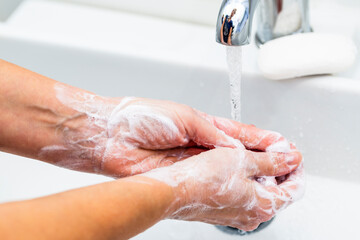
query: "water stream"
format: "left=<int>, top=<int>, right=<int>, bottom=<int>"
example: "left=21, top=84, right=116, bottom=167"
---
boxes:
left=226, top=46, right=243, bottom=122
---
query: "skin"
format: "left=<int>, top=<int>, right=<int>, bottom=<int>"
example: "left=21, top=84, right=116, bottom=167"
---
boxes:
left=144, top=148, right=304, bottom=231
left=228, top=27, right=233, bottom=45
left=220, top=15, right=226, bottom=44
left=0, top=59, right=236, bottom=175
left=0, top=59, right=303, bottom=239
left=0, top=59, right=292, bottom=178
left=0, top=148, right=303, bottom=240
left=0, top=176, right=176, bottom=240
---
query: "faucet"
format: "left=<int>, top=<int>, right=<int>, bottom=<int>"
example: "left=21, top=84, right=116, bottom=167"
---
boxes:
left=216, top=0, right=311, bottom=46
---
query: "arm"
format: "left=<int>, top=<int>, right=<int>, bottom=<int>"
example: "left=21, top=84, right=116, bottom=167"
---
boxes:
left=0, top=176, right=176, bottom=240
left=0, top=59, right=294, bottom=177
left=220, top=16, right=225, bottom=44
left=0, top=147, right=303, bottom=240
left=0, top=59, right=238, bottom=176
left=0, top=59, right=80, bottom=160
left=227, top=27, right=233, bottom=45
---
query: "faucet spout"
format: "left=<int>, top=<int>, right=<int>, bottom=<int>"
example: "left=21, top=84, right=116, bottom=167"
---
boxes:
left=216, top=0, right=259, bottom=46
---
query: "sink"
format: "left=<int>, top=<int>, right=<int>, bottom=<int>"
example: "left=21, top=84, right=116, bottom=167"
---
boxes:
left=132, top=175, right=360, bottom=240
left=0, top=1, right=359, bottom=239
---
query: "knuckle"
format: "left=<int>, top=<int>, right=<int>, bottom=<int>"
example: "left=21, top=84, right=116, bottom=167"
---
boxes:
left=184, top=105, right=197, bottom=115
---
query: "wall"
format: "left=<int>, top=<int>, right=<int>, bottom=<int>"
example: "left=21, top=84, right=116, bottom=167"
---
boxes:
left=2, top=0, right=360, bottom=25
left=0, top=0, right=23, bottom=21
left=56, top=0, right=220, bottom=26
left=56, top=0, right=360, bottom=26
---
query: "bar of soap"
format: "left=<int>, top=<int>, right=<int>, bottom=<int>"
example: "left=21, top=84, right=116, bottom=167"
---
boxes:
left=258, top=33, right=358, bottom=80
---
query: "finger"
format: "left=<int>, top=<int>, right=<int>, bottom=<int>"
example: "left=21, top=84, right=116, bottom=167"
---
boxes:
left=263, top=164, right=305, bottom=212
left=248, top=151, right=302, bottom=177
left=277, top=164, right=305, bottom=203
left=185, top=112, right=244, bottom=149
left=202, top=114, right=291, bottom=153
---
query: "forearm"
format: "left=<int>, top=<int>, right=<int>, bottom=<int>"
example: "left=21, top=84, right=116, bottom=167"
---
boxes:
left=0, top=60, right=59, bottom=154
left=0, top=60, right=109, bottom=171
left=220, top=25, right=224, bottom=42
left=227, top=28, right=233, bottom=45
left=0, top=176, right=175, bottom=240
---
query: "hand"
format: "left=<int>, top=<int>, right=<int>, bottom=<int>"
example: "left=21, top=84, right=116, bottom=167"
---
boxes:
left=198, top=114, right=294, bottom=153
left=98, top=97, right=244, bottom=177
left=44, top=84, right=295, bottom=177
left=144, top=148, right=304, bottom=231
left=99, top=98, right=296, bottom=177
left=44, top=86, right=243, bottom=177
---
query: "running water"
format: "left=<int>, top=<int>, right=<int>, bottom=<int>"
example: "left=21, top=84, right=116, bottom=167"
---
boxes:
left=226, top=46, right=243, bottom=122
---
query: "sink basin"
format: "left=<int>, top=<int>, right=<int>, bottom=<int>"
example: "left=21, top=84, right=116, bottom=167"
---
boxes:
left=132, top=175, right=360, bottom=240
left=0, top=1, right=359, bottom=239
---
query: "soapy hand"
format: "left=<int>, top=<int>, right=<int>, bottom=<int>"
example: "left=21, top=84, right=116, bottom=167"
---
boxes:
left=99, top=99, right=295, bottom=178
left=197, top=113, right=294, bottom=153
left=98, top=97, right=244, bottom=177
left=144, top=148, right=304, bottom=231
left=42, top=84, right=295, bottom=178
left=43, top=84, right=241, bottom=177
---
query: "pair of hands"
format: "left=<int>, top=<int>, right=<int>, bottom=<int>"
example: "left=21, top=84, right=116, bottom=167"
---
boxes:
left=51, top=94, right=304, bottom=231
left=100, top=98, right=299, bottom=175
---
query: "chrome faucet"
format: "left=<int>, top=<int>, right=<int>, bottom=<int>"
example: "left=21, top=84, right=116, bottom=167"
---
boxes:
left=216, top=0, right=311, bottom=46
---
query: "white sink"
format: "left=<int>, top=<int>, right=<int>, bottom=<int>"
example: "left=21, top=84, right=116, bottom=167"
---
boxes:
left=0, top=1, right=359, bottom=239
left=132, top=175, right=360, bottom=240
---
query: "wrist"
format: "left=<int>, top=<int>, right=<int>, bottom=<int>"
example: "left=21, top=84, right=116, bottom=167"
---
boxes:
left=63, top=95, right=119, bottom=173
left=126, top=175, right=182, bottom=221
left=40, top=85, right=121, bottom=173
left=141, top=164, right=194, bottom=219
